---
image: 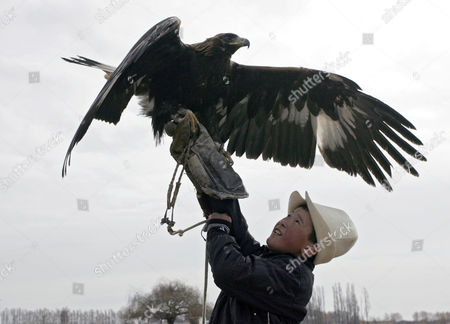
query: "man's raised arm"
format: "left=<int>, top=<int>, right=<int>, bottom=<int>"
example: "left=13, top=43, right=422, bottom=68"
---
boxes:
left=197, top=194, right=261, bottom=256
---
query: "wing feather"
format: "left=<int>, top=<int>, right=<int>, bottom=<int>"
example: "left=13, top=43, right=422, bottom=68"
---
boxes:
left=218, top=63, right=425, bottom=190
left=62, top=17, right=182, bottom=177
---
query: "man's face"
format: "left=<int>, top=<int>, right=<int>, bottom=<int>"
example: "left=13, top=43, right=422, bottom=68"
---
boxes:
left=266, top=206, right=315, bottom=256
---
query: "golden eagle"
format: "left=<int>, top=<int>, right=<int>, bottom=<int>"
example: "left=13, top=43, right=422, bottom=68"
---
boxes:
left=62, top=16, right=426, bottom=191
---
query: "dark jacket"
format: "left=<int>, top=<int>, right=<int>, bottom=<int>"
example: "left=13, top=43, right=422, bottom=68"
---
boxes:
left=201, top=197, right=314, bottom=324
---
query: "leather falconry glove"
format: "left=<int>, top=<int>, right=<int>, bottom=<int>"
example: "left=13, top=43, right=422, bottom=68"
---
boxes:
left=165, top=108, right=248, bottom=210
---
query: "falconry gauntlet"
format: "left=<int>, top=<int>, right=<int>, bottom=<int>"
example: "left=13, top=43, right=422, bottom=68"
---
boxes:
left=165, top=108, right=248, bottom=200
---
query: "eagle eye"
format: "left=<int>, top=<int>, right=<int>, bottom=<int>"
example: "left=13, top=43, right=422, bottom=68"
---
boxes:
left=221, top=33, right=237, bottom=42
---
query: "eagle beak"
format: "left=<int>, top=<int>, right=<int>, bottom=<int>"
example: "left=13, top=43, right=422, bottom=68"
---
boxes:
left=231, top=37, right=250, bottom=49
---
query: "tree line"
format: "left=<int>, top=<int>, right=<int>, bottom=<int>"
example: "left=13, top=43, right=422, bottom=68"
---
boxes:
left=1, top=281, right=448, bottom=323
left=303, top=283, right=449, bottom=324
left=0, top=308, right=118, bottom=324
left=0, top=280, right=210, bottom=324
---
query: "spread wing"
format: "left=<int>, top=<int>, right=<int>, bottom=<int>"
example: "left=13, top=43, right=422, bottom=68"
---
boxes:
left=218, top=63, right=426, bottom=191
left=62, top=16, right=183, bottom=177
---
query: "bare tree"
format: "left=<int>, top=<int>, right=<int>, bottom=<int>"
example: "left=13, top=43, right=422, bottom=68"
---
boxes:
left=360, top=288, right=370, bottom=322
left=60, top=307, right=69, bottom=324
left=391, top=312, right=403, bottom=322
left=331, top=283, right=361, bottom=324
left=414, top=311, right=431, bottom=323
left=119, top=292, right=152, bottom=323
left=150, top=281, right=200, bottom=324
left=383, top=312, right=403, bottom=323
left=120, top=280, right=204, bottom=324
left=305, top=286, right=327, bottom=324
left=346, top=283, right=359, bottom=324
left=186, top=301, right=213, bottom=324
left=332, top=283, right=345, bottom=323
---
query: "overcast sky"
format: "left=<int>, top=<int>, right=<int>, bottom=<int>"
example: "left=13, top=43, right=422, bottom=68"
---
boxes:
left=0, top=0, right=449, bottom=320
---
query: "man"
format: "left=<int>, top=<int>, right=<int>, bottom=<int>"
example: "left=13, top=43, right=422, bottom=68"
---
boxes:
left=198, top=191, right=358, bottom=323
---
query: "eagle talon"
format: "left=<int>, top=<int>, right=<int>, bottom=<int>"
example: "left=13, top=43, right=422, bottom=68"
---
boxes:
left=185, top=110, right=199, bottom=134
left=169, top=108, right=199, bottom=134
left=221, top=148, right=234, bottom=166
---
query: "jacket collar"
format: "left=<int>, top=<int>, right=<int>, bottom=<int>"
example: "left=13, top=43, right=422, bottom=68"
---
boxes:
left=262, top=246, right=315, bottom=271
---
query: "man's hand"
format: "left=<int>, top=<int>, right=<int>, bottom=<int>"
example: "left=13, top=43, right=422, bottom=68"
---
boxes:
left=208, top=212, right=232, bottom=223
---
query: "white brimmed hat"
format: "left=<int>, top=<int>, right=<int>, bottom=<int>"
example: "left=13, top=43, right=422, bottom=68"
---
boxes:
left=288, top=191, right=358, bottom=265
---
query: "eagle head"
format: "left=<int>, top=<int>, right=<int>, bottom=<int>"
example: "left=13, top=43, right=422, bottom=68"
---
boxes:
left=197, top=33, right=250, bottom=56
